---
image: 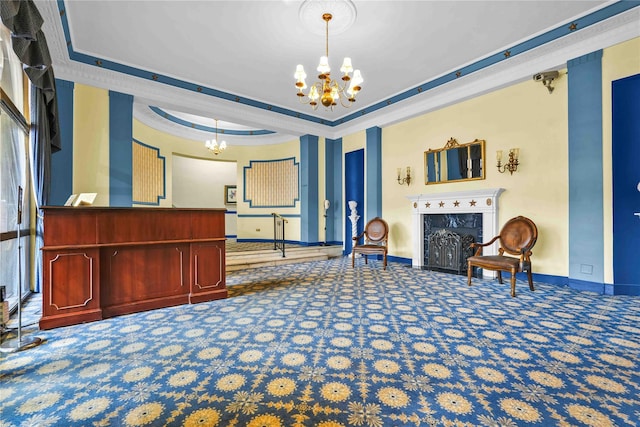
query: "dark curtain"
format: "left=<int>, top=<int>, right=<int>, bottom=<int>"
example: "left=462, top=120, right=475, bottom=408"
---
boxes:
left=1, top=0, right=60, bottom=151
left=1, top=0, right=60, bottom=291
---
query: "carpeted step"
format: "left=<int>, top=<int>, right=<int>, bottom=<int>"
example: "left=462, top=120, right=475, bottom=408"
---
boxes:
left=226, top=251, right=329, bottom=272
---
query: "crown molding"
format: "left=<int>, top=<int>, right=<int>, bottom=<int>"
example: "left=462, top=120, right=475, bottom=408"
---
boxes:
left=133, top=103, right=298, bottom=146
left=38, top=0, right=639, bottom=140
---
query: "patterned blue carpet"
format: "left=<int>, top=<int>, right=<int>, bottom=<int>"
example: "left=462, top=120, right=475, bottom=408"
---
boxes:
left=1, top=257, right=640, bottom=426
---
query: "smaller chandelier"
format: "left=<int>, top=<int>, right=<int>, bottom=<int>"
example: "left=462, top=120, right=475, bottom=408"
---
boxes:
left=205, top=119, right=227, bottom=155
left=294, top=13, right=363, bottom=110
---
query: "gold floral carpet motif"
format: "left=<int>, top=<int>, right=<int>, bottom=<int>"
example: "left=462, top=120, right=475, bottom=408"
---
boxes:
left=1, top=257, right=639, bottom=426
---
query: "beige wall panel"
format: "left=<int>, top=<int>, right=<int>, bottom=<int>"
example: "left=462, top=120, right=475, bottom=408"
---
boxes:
left=73, top=84, right=109, bottom=206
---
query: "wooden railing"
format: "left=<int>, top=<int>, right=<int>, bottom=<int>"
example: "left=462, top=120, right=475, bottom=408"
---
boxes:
left=272, top=213, right=288, bottom=258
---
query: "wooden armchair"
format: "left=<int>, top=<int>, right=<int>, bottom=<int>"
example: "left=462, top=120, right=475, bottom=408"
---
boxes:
left=467, top=216, right=538, bottom=297
left=352, top=217, right=389, bottom=270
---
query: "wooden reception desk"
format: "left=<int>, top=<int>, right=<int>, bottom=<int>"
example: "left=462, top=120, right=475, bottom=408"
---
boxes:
left=40, top=207, right=227, bottom=329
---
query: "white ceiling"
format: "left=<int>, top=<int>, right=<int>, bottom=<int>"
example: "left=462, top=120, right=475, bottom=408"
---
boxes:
left=36, top=1, right=639, bottom=146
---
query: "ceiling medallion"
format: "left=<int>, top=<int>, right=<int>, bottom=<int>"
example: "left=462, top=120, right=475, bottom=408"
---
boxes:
left=298, top=0, right=357, bottom=36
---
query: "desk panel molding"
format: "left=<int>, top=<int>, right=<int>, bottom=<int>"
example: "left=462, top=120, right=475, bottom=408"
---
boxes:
left=40, top=207, right=227, bottom=329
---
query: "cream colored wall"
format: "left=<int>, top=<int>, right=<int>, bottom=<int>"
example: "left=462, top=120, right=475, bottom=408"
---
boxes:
left=73, top=84, right=109, bottom=206
left=342, top=130, right=366, bottom=154
left=232, top=140, right=301, bottom=241
left=602, top=37, right=640, bottom=284
left=383, top=75, right=569, bottom=276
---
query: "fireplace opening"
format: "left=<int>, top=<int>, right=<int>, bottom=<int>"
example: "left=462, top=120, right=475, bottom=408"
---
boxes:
left=423, top=214, right=482, bottom=277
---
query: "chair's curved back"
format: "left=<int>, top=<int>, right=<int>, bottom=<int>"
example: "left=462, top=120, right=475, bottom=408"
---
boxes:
left=364, top=217, right=389, bottom=244
left=499, top=216, right=538, bottom=255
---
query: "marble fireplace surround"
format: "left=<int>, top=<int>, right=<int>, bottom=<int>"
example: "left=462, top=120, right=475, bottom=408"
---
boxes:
left=407, top=188, right=505, bottom=277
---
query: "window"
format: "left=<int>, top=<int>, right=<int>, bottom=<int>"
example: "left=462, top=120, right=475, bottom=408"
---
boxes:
left=0, top=23, right=32, bottom=312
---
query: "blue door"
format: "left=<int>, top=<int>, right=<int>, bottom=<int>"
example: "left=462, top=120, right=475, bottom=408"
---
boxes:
left=345, top=149, right=364, bottom=255
left=612, top=73, right=640, bottom=292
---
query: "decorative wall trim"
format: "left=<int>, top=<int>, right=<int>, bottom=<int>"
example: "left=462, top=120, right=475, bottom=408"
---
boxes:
left=132, top=139, right=166, bottom=205
left=243, top=157, right=300, bottom=208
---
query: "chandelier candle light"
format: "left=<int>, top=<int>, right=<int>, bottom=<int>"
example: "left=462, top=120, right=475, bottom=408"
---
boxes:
left=205, top=119, right=227, bottom=155
left=294, top=13, right=363, bottom=109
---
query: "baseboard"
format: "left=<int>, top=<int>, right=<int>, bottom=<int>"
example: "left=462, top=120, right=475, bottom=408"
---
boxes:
left=387, top=255, right=412, bottom=265
left=608, top=282, right=640, bottom=296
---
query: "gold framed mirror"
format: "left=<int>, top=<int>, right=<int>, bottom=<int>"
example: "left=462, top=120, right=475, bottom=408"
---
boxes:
left=424, top=138, right=485, bottom=185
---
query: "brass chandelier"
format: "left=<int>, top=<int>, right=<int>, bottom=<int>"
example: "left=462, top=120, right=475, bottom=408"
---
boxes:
left=204, top=119, right=227, bottom=155
left=294, top=13, right=363, bottom=110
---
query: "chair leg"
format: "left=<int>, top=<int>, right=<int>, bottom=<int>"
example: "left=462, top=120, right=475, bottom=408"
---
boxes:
left=352, top=251, right=355, bottom=268
left=527, top=268, right=535, bottom=291
left=510, top=269, right=516, bottom=297
left=497, top=270, right=503, bottom=284
left=383, top=254, right=387, bottom=270
left=467, top=262, right=472, bottom=286
left=364, top=255, right=368, bottom=265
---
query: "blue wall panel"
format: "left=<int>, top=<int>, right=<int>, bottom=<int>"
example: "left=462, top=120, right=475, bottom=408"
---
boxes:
left=567, top=51, right=604, bottom=286
left=108, top=91, right=133, bottom=207
left=366, top=127, right=382, bottom=220
left=300, top=135, right=319, bottom=244
left=325, top=138, right=343, bottom=245
left=612, top=73, right=640, bottom=293
left=50, top=79, right=74, bottom=205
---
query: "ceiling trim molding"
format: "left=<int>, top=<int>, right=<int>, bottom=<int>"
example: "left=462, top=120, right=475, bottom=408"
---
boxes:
left=53, top=0, right=639, bottom=129
left=133, top=103, right=297, bottom=146
left=149, top=107, right=275, bottom=136
left=339, top=6, right=640, bottom=134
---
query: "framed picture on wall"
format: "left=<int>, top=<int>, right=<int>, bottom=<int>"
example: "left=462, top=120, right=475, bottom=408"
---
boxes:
left=225, top=185, right=237, bottom=204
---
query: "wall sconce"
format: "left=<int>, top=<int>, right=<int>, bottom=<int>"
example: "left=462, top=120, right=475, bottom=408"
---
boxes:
left=397, top=167, right=411, bottom=185
left=496, top=149, right=519, bottom=174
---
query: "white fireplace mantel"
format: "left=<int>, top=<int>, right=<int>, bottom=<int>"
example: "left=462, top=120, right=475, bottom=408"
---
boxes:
left=407, top=188, right=505, bottom=272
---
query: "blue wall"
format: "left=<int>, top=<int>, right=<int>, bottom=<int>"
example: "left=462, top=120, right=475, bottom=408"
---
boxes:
left=366, top=127, right=382, bottom=220
left=300, top=134, right=319, bottom=244
left=108, top=91, right=133, bottom=207
left=51, top=79, right=74, bottom=205
left=325, top=138, right=343, bottom=245
left=567, top=51, right=604, bottom=289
